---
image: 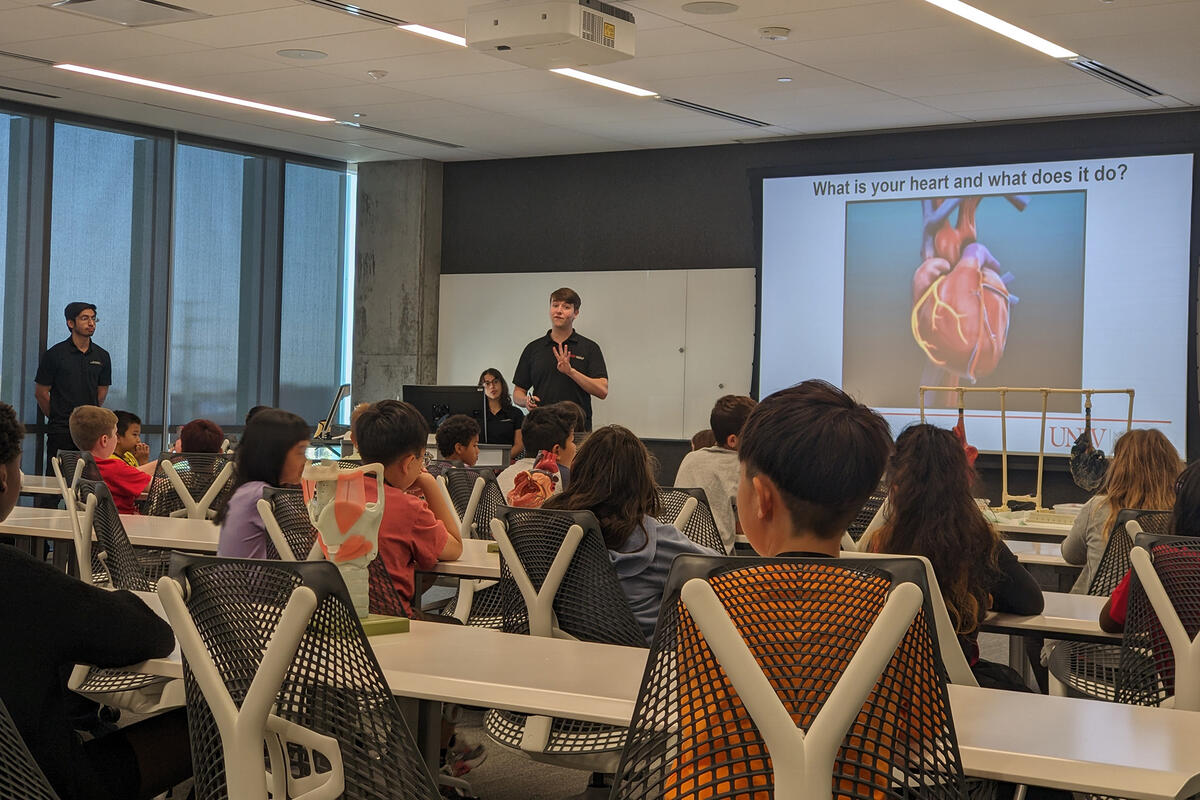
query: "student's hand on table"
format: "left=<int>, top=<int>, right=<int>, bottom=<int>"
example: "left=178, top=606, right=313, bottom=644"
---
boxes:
left=134, top=442, right=151, bottom=464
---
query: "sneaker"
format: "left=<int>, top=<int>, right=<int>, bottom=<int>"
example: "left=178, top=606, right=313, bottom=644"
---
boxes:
left=441, top=739, right=487, bottom=777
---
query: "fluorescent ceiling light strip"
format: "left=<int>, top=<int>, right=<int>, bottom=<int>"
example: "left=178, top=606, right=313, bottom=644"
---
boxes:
left=550, top=68, right=657, bottom=97
left=921, top=0, right=1076, bottom=59
left=398, top=24, right=467, bottom=47
left=53, top=63, right=335, bottom=122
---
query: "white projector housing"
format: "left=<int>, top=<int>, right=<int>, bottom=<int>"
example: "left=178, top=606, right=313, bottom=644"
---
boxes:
left=466, top=0, right=636, bottom=69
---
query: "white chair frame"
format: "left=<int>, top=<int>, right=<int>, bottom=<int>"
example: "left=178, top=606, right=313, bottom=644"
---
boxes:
left=158, top=576, right=345, bottom=800
left=1130, top=544, right=1200, bottom=711
left=160, top=460, right=235, bottom=520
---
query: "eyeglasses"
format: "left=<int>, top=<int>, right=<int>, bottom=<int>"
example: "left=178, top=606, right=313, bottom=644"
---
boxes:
left=76, top=315, right=98, bottom=323
left=481, top=379, right=500, bottom=387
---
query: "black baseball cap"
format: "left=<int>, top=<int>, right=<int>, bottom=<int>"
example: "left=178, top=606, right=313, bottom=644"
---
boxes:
left=64, top=302, right=96, bottom=321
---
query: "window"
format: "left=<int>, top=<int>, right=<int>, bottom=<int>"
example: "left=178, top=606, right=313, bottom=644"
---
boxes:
left=279, top=162, right=349, bottom=423
left=47, top=122, right=164, bottom=416
left=169, top=143, right=273, bottom=425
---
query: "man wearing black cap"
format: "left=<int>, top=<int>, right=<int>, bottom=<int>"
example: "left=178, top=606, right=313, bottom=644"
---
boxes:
left=34, top=302, right=111, bottom=476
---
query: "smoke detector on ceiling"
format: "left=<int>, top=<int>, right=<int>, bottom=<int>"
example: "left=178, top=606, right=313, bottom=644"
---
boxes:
left=758, top=26, right=790, bottom=41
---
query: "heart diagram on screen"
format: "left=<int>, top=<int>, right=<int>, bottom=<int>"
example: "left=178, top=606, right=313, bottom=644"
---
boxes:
left=910, top=196, right=1024, bottom=383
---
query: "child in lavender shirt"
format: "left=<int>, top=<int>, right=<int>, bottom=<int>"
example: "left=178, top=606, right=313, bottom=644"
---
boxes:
left=214, top=408, right=310, bottom=558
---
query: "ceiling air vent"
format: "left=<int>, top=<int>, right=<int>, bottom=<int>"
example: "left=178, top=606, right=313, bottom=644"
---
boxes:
left=335, top=121, right=462, bottom=149
left=0, top=49, right=55, bottom=67
left=47, top=0, right=208, bottom=26
left=0, top=85, right=61, bottom=99
left=302, top=0, right=408, bottom=26
left=1064, top=57, right=1161, bottom=98
left=658, top=97, right=770, bottom=127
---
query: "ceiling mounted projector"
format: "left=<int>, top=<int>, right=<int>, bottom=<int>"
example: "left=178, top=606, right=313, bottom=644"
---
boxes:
left=466, top=0, right=636, bottom=69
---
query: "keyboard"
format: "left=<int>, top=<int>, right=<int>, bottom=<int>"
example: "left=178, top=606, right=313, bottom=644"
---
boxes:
left=1023, top=510, right=1077, bottom=526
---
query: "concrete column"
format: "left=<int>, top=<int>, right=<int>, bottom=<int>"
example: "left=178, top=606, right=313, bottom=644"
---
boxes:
left=353, top=159, right=442, bottom=404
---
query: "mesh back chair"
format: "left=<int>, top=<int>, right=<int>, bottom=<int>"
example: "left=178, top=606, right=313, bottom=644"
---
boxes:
left=0, top=694, right=59, bottom=800
left=158, top=555, right=440, bottom=800
left=368, top=556, right=411, bottom=618
left=1112, top=534, right=1200, bottom=710
left=658, top=487, right=725, bottom=555
left=257, top=486, right=320, bottom=561
left=1049, top=509, right=1174, bottom=700
left=611, top=554, right=969, bottom=800
left=437, top=468, right=505, bottom=627
left=51, top=451, right=110, bottom=584
left=484, top=506, right=645, bottom=772
left=143, top=452, right=235, bottom=520
left=75, top=479, right=168, bottom=592
left=847, top=480, right=889, bottom=543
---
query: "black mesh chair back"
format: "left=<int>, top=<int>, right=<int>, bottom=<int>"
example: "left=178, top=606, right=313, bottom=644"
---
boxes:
left=260, top=486, right=318, bottom=561
left=167, top=554, right=438, bottom=800
left=1114, top=534, right=1200, bottom=708
left=368, top=556, right=410, bottom=618
left=1087, top=509, right=1173, bottom=596
left=493, top=506, right=645, bottom=647
left=848, top=480, right=889, bottom=542
left=611, top=554, right=967, bottom=800
left=55, top=449, right=101, bottom=485
left=657, top=487, right=725, bottom=554
left=75, top=479, right=157, bottom=591
left=143, top=452, right=235, bottom=518
left=0, top=695, right=59, bottom=799
left=443, top=468, right=505, bottom=541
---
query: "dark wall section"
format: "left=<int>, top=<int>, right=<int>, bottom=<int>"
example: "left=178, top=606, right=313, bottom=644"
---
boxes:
left=442, top=109, right=1200, bottom=274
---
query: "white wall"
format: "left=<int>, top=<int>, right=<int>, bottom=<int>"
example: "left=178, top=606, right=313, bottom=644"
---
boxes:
left=437, top=268, right=756, bottom=439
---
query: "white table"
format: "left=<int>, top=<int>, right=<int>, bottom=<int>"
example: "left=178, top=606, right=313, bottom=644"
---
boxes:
left=422, top=538, right=500, bottom=580
left=0, top=507, right=221, bottom=551
left=18, top=474, right=61, bottom=496
left=983, top=591, right=1113, bottom=642
left=995, top=515, right=1073, bottom=543
left=133, top=617, right=1200, bottom=799
left=1005, top=539, right=1074, bottom=568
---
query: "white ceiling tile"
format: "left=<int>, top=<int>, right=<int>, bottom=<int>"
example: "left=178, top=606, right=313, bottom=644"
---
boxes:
left=0, top=5, right=123, bottom=42
left=599, top=46, right=795, bottom=84
left=253, top=82, right=432, bottom=111
left=919, top=82, right=1137, bottom=113
left=960, top=99, right=1164, bottom=123
left=194, top=67, right=362, bottom=96
left=227, top=27, right=452, bottom=68
left=634, top=25, right=740, bottom=58
left=385, top=67, right=571, bottom=100
left=104, top=49, right=290, bottom=80
left=313, top=48, right=524, bottom=83
left=868, top=64, right=1097, bottom=98
left=1, top=28, right=208, bottom=63
left=151, top=4, right=379, bottom=48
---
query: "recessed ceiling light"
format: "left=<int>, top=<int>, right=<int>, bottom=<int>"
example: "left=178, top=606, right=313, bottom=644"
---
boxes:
left=759, top=26, right=790, bottom=41
left=681, top=2, right=739, bottom=14
left=920, top=0, right=1077, bottom=59
left=52, top=63, right=335, bottom=122
left=776, top=77, right=793, bottom=83
left=398, top=23, right=467, bottom=47
left=276, top=48, right=328, bottom=60
left=550, top=68, right=657, bottom=97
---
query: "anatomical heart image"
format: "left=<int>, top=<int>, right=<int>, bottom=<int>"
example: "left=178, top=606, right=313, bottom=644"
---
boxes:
left=842, top=190, right=1086, bottom=412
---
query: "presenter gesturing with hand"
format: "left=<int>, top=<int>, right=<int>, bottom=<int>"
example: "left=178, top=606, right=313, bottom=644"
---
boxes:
left=513, top=287, right=608, bottom=430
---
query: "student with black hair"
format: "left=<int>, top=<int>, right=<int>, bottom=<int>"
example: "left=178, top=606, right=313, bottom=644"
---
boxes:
left=215, top=408, right=311, bottom=558
left=675, top=394, right=757, bottom=553
left=496, top=406, right=575, bottom=498
left=0, top=401, right=192, bottom=799
left=434, top=414, right=480, bottom=469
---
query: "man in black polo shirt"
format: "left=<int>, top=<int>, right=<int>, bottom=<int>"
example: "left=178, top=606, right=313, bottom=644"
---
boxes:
left=513, top=287, right=608, bottom=431
left=34, top=302, right=111, bottom=475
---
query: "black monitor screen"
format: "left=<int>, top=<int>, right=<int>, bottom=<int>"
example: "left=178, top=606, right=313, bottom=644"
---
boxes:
left=401, top=385, right=487, bottom=433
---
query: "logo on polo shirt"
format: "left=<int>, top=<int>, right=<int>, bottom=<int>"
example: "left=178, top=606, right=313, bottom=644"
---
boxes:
left=89, top=361, right=103, bottom=366
left=572, top=354, right=584, bottom=360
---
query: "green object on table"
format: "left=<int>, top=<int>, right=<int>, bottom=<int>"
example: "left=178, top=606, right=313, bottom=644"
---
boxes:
left=361, top=614, right=410, bottom=636
left=487, top=542, right=500, bottom=553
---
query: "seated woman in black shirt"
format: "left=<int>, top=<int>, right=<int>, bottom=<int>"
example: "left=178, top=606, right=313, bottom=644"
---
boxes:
left=869, top=423, right=1043, bottom=685
left=0, top=402, right=191, bottom=799
left=478, top=368, right=525, bottom=461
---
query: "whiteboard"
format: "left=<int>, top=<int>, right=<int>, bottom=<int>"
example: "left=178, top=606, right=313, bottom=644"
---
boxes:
left=437, top=269, right=756, bottom=439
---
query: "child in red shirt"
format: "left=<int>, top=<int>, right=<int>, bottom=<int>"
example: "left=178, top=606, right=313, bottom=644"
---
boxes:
left=69, top=406, right=156, bottom=514
left=352, top=400, right=463, bottom=616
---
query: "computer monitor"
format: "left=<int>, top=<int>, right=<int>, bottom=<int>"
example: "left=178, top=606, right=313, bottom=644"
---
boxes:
left=401, top=385, right=487, bottom=435
left=315, top=383, right=351, bottom=439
